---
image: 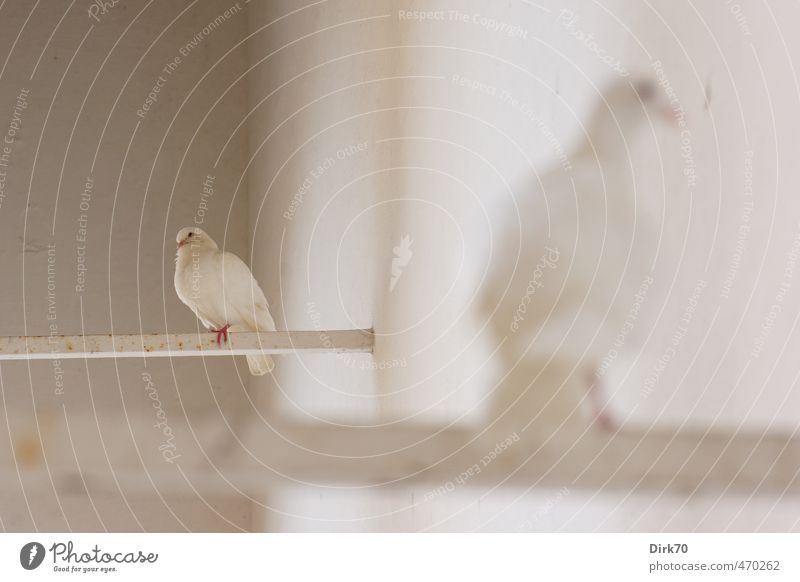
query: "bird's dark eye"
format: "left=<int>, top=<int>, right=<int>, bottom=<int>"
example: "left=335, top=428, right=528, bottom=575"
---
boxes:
left=188, top=233, right=193, bottom=237
left=634, top=81, right=656, bottom=101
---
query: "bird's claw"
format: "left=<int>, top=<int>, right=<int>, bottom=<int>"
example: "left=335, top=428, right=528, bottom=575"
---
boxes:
left=211, top=324, right=231, bottom=346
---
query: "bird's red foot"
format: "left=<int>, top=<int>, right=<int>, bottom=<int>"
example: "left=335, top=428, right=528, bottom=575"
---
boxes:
left=211, top=324, right=231, bottom=346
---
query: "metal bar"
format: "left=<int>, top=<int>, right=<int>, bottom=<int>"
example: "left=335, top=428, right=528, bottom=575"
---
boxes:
left=0, top=329, right=374, bottom=360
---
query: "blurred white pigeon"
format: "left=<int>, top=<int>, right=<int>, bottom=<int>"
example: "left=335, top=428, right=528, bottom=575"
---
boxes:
left=484, top=78, right=674, bottom=434
left=174, top=227, right=276, bottom=375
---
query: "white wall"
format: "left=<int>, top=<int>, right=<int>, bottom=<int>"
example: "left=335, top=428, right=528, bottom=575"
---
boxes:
left=246, top=0, right=399, bottom=422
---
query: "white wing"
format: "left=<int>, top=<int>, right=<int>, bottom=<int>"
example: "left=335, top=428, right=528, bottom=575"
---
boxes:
left=219, top=251, right=276, bottom=332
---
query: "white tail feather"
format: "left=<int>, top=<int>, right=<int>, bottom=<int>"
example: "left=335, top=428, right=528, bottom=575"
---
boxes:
left=246, top=353, right=274, bottom=375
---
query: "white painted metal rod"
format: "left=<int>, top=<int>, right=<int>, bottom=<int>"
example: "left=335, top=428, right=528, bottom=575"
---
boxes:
left=0, top=329, right=374, bottom=360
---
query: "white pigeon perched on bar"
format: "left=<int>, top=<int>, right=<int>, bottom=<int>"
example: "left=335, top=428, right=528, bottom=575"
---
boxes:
left=483, top=77, right=674, bottom=433
left=174, top=227, right=276, bottom=375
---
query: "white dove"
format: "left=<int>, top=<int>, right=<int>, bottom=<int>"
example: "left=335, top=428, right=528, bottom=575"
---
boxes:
left=174, top=227, right=276, bottom=375
left=484, top=78, right=674, bottom=433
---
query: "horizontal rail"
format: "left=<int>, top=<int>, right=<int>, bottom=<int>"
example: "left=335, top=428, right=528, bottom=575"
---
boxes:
left=18, top=419, right=800, bottom=494
left=0, top=329, right=374, bottom=360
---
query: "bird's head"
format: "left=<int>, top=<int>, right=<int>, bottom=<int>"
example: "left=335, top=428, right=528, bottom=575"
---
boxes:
left=608, top=78, right=674, bottom=122
left=584, top=77, right=677, bottom=153
left=176, top=226, right=217, bottom=250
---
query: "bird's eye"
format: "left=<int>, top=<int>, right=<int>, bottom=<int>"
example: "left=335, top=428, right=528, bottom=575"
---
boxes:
left=188, top=233, right=193, bottom=237
left=634, top=81, right=656, bottom=101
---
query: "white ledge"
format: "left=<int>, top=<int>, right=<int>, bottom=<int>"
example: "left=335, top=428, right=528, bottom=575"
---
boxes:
left=0, top=329, right=374, bottom=360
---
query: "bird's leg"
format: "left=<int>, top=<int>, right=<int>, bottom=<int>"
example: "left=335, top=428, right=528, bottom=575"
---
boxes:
left=211, top=323, right=231, bottom=346
left=587, top=371, right=615, bottom=432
